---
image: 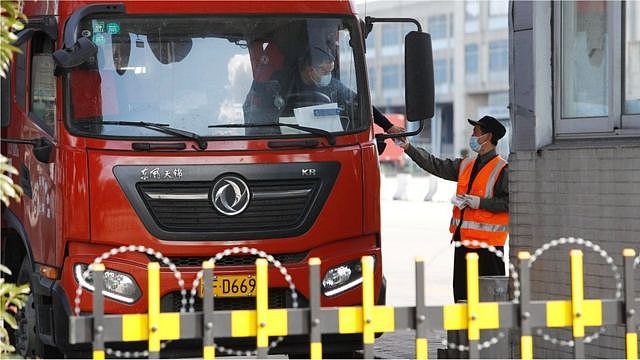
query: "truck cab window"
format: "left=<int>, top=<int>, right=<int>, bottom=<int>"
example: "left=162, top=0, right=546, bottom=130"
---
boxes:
left=67, top=16, right=364, bottom=140
left=29, top=33, right=56, bottom=133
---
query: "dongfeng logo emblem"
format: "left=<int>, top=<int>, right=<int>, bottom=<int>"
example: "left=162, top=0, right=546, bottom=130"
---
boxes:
left=211, top=175, right=250, bottom=216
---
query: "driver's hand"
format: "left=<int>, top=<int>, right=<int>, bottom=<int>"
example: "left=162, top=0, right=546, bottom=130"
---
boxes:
left=386, top=125, right=405, bottom=134
left=398, top=139, right=410, bottom=150
left=387, top=125, right=407, bottom=147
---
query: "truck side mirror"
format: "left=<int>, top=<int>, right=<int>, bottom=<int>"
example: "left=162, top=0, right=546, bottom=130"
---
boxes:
left=32, top=138, right=54, bottom=163
left=404, top=31, right=434, bottom=121
left=53, top=37, right=97, bottom=69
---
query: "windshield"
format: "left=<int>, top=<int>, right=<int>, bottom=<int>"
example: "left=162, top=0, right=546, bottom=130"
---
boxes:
left=67, top=16, right=365, bottom=139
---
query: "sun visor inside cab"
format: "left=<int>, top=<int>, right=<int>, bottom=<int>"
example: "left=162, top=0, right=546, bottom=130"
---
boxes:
left=147, top=34, right=193, bottom=65
left=111, top=32, right=131, bottom=75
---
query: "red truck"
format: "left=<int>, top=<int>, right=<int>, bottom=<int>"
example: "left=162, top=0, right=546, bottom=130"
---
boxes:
left=1, top=0, right=433, bottom=357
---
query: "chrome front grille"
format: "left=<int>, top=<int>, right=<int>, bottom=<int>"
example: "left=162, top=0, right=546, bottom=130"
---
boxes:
left=137, top=179, right=318, bottom=233
left=114, top=162, right=340, bottom=240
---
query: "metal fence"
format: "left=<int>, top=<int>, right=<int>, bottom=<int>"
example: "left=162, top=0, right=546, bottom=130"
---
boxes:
left=69, top=242, right=639, bottom=359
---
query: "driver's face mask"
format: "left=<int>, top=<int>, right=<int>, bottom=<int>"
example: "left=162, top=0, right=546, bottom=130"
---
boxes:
left=316, top=73, right=332, bottom=87
left=307, top=61, right=334, bottom=88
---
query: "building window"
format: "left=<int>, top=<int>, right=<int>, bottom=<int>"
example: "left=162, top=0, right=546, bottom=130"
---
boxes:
left=428, top=15, right=448, bottom=40
left=366, top=32, right=376, bottom=52
left=489, top=0, right=508, bottom=30
left=382, top=24, right=401, bottom=47
left=465, top=0, right=480, bottom=33
left=465, top=43, right=479, bottom=77
left=368, top=66, right=377, bottom=94
left=434, top=59, right=448, bottom=85
left=625, top=1, right=640, bottom=114
left=561, top=1, right=608, bottom=118
left=489, top=40, right=508, bottom=80
left=555, top=1, right=640, bottom=134
left=382, top=65, right=400, bottom=90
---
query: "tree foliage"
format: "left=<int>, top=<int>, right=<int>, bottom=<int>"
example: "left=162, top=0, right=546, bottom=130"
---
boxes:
left=1, top=1, right=26, bottom=78
left=1, top=2, right=29, bottom=354
left=0, top=265, right=30, bottom=353
left=0, top=155, right=23, bottom=206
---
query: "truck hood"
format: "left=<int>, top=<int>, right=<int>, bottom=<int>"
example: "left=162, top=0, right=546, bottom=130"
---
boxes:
left=87, top=146, right=364, bottom=254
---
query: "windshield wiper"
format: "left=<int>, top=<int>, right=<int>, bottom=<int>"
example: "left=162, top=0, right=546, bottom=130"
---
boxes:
left=82, top=120, right=208, bottom=150
left=209, top=123, right=336, bottom=146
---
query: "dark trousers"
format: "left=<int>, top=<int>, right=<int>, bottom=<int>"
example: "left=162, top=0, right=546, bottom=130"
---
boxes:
left=453, top=245, right=505, bottom=302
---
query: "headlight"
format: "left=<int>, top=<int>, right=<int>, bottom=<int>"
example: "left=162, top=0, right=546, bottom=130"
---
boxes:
left=74, top=264, right=142, bottom=304
left=322, top=258, right=374, bottom=297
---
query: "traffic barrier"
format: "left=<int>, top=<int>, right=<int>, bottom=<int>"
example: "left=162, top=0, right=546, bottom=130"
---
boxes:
left=69, top=241, right=640, bottom=359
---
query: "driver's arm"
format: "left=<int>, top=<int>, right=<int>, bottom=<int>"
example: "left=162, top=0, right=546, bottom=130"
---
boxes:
left=336, top=84, right=399, bottom=133
left=373, top=106, right=393, bottom=131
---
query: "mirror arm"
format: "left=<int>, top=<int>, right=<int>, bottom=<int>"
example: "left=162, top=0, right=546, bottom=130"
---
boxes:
left=375, top=120, right=425, bottom=141
left=12, top=16, right=58, bottom=47
left=365, top=16, right=422, bottom=32
left=2, top=138, right=38, bottom=146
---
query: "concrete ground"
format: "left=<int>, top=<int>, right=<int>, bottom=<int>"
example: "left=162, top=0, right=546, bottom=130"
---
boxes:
left=374, top=175, right=456, bottom=358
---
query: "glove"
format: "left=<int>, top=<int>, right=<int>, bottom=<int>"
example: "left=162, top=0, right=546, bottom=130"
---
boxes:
left=451, top=195, right=468, bottom=209
left=463, top=194, right=481, bottom=209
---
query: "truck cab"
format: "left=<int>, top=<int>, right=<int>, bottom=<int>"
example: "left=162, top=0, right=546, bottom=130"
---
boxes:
left=1, top=1, right=433, bottom=357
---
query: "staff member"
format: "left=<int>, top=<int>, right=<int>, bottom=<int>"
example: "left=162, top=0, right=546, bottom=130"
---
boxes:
left=398, top=115, right=508, bottom=302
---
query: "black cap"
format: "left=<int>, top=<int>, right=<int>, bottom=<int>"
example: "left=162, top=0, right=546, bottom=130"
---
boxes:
left=468, top=115, right=506, bottom=141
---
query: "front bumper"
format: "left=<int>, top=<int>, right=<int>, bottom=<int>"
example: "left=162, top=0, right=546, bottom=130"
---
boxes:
left=48, top=274, right=386, bottom=357
left=50, top=238, right=385, bottom=354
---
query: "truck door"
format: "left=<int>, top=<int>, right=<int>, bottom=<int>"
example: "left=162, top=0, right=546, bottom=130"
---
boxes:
left=20, top=31, right=58, bottom=266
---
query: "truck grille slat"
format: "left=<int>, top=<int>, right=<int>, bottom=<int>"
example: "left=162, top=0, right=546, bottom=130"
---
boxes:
left=137, top=179, right=318, bottom=233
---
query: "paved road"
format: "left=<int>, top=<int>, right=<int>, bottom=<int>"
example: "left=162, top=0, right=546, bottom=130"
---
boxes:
left=374, top=175, right=513, bottom=358
left=374, top=176, right=456, bottom=358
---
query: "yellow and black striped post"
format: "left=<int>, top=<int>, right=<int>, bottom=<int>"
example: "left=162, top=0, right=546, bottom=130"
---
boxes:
left=362, top=256, right=375, bottom=359
left=569, top=250, right=585, bottom=359
left=466, top=253, right=480, bottom=359
left=92, top=263, right=106, bottom=360
left=148, top=262, right=161, bottom=359
left=623, top=249, right=638, bottom=360
left=202, top=260, right=215, bottom=360
left=256, top=258, right=269, bottom=358
left=309, top=258, right=323, bottom=360
left=415, top=257, right=428, bottom=360
left=518, top=252, right=533, bottom=360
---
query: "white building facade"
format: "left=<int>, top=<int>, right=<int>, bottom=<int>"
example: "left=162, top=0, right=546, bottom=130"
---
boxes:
left=357, top=0, right=509, bottom=158
left=510, top=1, right=640, bottom=357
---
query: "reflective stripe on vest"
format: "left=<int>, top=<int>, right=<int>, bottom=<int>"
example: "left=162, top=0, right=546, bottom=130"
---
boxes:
left=450, top=155, right=508, bottom=248
left=450, top=218, right=508, bottom=232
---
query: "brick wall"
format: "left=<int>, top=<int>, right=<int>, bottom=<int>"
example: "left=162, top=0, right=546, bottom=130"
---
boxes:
left=509, top=145, right=640, bottom=358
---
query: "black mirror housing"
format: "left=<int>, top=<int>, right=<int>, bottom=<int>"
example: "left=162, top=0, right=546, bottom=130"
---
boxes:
left=405, top=31, right=434, bottom=121
left=53, top=37, right=98, bottom=69
left=32, top=138, right=54, bottom=163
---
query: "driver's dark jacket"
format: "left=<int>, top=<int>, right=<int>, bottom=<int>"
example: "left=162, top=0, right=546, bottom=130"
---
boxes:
left=244, top=74, right=393, bottom=131
left=290, top=77, right=394, bottom=131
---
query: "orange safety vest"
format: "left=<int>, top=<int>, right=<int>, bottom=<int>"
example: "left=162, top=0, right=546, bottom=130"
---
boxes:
left=449, top=155, right=509, bottom=248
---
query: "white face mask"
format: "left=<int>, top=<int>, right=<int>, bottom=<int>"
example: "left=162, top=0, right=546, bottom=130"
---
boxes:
left=469, top=135, right=486, bottom=153
left=316, top=73, right=332, bottom=87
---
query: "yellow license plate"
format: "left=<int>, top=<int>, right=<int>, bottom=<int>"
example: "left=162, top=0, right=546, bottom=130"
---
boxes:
left=200, top=274, right=257, bottom=298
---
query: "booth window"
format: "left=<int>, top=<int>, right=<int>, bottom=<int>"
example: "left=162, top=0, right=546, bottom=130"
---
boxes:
left=555, top=1, right=640, bottom=135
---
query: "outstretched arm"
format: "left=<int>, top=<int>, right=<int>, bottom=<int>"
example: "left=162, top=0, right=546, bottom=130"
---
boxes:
left=402, top=143, right=461, bottom=181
